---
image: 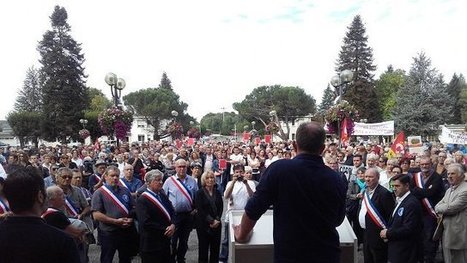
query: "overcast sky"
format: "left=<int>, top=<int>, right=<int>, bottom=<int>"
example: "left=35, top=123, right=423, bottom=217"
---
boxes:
left=1, top=0, right=465, bottom=121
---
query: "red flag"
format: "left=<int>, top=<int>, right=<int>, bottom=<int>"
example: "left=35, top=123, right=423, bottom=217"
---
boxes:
left=264, top=135, right=271, bottom=143
left=389, top=131, right=405, bottom=158
left=340, top=118, right=349, bottom=147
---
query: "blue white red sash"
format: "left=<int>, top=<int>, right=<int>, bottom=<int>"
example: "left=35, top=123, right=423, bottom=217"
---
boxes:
left=65, top=196, right=80, bottom=217
left=100, top=185, right=129, bottom=216
left=41, top=207, right=59, bottom=218
left=0, top=198, right=10, bottom=213
left=142, top=190, right=171, bottom=223
left=119, top=179, right=130, bottom=190
left=363, top=191, right=387, bottom=229
left=413, top=172, right=438, bottom=218
left=170, top=176, right=193, bottom=206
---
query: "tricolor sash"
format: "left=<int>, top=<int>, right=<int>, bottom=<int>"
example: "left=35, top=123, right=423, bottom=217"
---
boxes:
left=413, top=172, right=438, bottom=218
left=41, top=207, right=59, bottom=218
left=93, top=174, right=101, bottom=181
left=0, top=199, right=10, bottom=213
left=100, top=185, right=129, bottom=216
left=142, top=190, right=171, bottom=223
left=363, top=191, right=387, bottom=229
left=65, top=196, right=80, bottom=217
left=170, top=176, right=193, bottom=206
left=119, top=179, right=130, bottom=190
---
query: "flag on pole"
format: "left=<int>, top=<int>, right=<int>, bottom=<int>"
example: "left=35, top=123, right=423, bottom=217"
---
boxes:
left=388, top=131, right=405, bottom=159
left=340, top=118, right=349, bottom=147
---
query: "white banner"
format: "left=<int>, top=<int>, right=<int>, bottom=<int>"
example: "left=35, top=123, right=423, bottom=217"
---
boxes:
left=353, top=121, right=394, bottom=136
left=439, top=126, right=467, bottom=145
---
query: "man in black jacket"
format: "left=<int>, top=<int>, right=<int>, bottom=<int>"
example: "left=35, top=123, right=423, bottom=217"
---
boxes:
left=136, top=169, right=175, bottom=263
left=381, top=174, right=423, bottom=263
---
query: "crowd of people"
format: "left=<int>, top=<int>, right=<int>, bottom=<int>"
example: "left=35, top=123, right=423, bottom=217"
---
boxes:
left=0, top=130, right=466, bottom=263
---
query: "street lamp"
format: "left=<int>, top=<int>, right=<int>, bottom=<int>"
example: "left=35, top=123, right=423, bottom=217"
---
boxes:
left=330, top=69, right=354, bottom=147
left=79, top=119, right=88, bottom=129
left=105, top=72, right=126, bottom=147
left=105, top=72, right=126, bottom=108
left=251, top=121, right=256, bottom=130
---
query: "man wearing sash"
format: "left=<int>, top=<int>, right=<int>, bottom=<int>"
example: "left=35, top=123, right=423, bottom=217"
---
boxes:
left=0, top=165, right=80, bottom=263
left=358, top=168, right=395, bottom=263
left=136, top=169, right=175, bottom=263
left=91, top=166, right=138, bottom=263
left=163, top=159, right=198, bottom=263
left=121, top=164, right=143, bottom=199
left=380, top=174, right=423, bottom=263
left=410, top=157, right=444, bottom=263
left=57, top=168, right=90, bottom=220
left=89, top=160, right=107, bottom=193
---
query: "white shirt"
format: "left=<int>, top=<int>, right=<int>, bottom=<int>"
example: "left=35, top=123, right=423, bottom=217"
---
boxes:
left=229, top=153, right=244, bottom=174
left=358, top=186, right=378, bottom=229
left=224, top=180, right=256, bottom=222
left=392, top=191, right=410, bottom=217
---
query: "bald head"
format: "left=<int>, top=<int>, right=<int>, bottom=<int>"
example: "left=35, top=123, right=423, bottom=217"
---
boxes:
left=295, top=122, right=325, bottom=155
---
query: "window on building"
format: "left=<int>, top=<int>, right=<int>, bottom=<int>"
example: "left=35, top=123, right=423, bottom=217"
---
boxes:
left=138, top=135, right=145, bottom=143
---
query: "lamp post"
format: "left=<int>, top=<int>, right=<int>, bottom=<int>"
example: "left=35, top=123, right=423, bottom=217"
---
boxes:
left=251, top=121, right=256, bottom=130
left=79, top=119, right=88, bottom=129
left=105, top=72, right=126, bottom=147
left=269, top=110, right=276, bottom=142
left=330, top=69, right=354, bottom=148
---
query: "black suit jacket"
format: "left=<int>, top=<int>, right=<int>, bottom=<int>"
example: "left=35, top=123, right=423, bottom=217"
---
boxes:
left=363, top=185, right=395, bottom=248
left=410, top=171, right=444, bottom=216
left=136, top=191, right=175, bottom=252
left=195, top=187, right=223, bottom=231
left=387, top=193, right=423, bottom=263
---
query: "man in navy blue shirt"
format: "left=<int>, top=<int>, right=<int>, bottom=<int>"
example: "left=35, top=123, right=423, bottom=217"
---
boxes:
left=235, top=122, right=347, bottom=263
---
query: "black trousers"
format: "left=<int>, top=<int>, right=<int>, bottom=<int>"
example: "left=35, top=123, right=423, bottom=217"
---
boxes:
left=422, top=214, right=438, bottom=263
left=98, top=227, right=138, bottom=263
left=196, top=226, right=221, bottom=263
left=141, top=249, right=173, bottom=263
left=171, top=212, right=194, bottom=263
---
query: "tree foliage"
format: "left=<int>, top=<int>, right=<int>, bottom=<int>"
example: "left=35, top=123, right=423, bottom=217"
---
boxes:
left=446, top=73, right=467, bottom=124
left=375, top=66, right=406, bottom=120
left=123, top=73, right=194, bottom=140
left=14, top=66, right=43, bottom=112
left=233, top=85, right=316, bottom=140
left=318, top=84, right=335, bottom=113
left=159, top=72, right=173, bottom=90
left=393, top=52, right=453, bottom=137
left=200, top=112, right=249, bottom=136
left=38, top=5, right=88, bottom=142
left=7, top=111, right=42, bottom=148
left=335, top=15, right=381, bottom=122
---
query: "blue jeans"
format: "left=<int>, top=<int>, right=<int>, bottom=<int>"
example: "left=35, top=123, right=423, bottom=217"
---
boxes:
left=219, top=222, right=229, bottom=263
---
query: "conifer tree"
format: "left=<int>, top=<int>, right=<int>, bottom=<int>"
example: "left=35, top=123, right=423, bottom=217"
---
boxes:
left=335, top=15, right=381, bottom=122
left=38, top=6, right=88, bottom=142
left=14, top=66, right=43, bottom=112
left=318, top=84, right=335, bottom=113
left=446, top=73, right=467, bottom=124
left=159, top=72, right=173, bottom=90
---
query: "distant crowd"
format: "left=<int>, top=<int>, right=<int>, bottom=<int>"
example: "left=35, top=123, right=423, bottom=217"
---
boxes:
left=0, top=138, right=466, bottom=263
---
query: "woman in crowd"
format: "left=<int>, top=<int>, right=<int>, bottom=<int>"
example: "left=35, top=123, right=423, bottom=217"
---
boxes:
left=247, top=151, right=261, bottom=182
left=346, top=166, right=366, bottom=246
left=400, top=158, right=411, bottom=175
left=195, top=170, right=223, bottom=263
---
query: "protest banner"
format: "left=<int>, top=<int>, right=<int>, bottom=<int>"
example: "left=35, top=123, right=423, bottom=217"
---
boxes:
left=439, top=126, right=467, bottom=145
left=353, top=121, right=394, bottom=136
left=408, top=136, right=424, bottom=155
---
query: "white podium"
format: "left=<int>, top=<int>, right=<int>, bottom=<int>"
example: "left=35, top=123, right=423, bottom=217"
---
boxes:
left=228, top=210, right=357, bottom=263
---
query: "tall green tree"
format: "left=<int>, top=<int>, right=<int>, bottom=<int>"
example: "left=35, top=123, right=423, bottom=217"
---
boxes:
left=233, top=85, right=316, bottom=140
left=318, top=84, right=335, bottom=113
left=38, top=6, right=88, bottom=142
left=375, top=66, right=406, bottom=120
left=200, top=112, right=249, bottom=136
left=159, top=72, right=173, bottom=90
left=393, top=52, right=452, bottom=137
left=14, top=66, right=43, bottom=112
left=446, top=73, right=467, bottom=124
left=123, top=85, right=194, bottom=140
left=7, top=111, right=42, bottom=148
left=82, top=88, right=112, bottom=141
left=336, top=15, right=381, bottom=122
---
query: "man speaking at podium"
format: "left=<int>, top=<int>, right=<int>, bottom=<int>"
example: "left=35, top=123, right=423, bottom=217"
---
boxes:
left=235, top=122, right=347, bottom=262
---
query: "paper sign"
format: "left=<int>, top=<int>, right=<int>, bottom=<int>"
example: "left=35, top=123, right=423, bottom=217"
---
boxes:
left=175, top=139, right=182, bottom=149
left=265, top=135, right=271, bottom=143
left=187, top=138, right=194, bottom=146
left=219, top=159, right=227, bottom=170
left=243, top=132, right=251, bottom=142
